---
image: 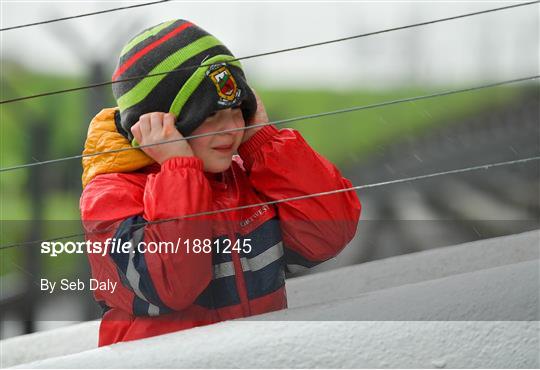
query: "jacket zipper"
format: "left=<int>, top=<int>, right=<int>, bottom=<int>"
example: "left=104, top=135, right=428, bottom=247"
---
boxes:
left=222, top=199, right=251, bottom=317
left=228, top=220, right=251, bottom=317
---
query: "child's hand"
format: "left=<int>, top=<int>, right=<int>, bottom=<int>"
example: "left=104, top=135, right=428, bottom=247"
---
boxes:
left=241, top=88, right=269, bottom=144
left=131, top=112, right=194, bottom=164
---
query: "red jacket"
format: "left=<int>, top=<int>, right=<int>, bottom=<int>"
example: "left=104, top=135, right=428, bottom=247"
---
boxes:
left=80, top=108, right=361, bottom=346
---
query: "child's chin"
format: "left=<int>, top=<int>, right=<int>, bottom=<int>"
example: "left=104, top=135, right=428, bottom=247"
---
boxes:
left=205, top=158, right=232, bottom=173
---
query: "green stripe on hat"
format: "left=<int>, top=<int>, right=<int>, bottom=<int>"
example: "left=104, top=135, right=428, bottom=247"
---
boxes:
left=120, top=20, right=177, bottom=57
left=117, top=35, right=223, bottom=112
left=169, top=55, right=242, bottom=118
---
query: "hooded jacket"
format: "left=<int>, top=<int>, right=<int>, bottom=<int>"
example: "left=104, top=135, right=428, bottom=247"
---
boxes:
left=80, top=107, right=361, bottom=346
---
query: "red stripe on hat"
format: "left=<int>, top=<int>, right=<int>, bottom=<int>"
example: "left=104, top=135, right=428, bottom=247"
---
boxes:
left=112, top=21, right=194, bottom=81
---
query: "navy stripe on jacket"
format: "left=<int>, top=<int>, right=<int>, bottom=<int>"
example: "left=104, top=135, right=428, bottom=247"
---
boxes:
left=239, top=218, right=286, bottom=299
left=194, top=234, right=240, bottom=309
left=109, top=215, right=173, bottom=316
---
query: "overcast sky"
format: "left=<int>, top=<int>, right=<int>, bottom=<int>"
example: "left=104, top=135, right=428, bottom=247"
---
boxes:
left=1, top=1, right=538, bottom=88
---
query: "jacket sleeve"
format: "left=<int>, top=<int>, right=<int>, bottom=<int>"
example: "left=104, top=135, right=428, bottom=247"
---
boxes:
left=80, top=156, right=214, bottom=316
left=237, top=124, right=361, bottom=273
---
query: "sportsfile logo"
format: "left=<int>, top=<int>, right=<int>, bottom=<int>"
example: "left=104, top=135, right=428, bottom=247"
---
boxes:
left=40, top=237, right=252, bottom=257
left=40, top=238, right=183, bottom=257
left=240, top=205, right=270, bottom=228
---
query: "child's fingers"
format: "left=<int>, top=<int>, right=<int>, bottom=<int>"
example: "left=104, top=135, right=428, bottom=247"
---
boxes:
left=149, top=112, right=164, bottom=132
left=139, top=114, right=151, bottom=137
left=247, top=88, right=268, bottom=125
left=251, top=88, right=263, bottom=106
left=162, top=113, right=179, bottom=136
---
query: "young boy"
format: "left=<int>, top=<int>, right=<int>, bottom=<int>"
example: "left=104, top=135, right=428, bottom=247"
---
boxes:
left=80, top=19, right=361, bottom=347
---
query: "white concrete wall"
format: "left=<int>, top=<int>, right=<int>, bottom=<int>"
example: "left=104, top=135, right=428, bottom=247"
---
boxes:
left=0, top=321, right=99, bottom=369
left=15, top=322, right=539, bottom=369
left=2, top=230, right=538, bottom=368
left=287, top=228, right=539, bottom=308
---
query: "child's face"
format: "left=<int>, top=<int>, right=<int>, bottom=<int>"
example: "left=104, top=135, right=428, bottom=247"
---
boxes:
left=188, top=107, right=245, bottom=173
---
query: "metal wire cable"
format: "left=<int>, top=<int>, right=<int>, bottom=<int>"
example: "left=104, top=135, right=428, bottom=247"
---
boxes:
left=0, top=0, right=172, bottom=32
left=1, top=1, right=537, bottom=105
left=1, top=155, right=538, bottom=251
left=0, top=74, right=537, bottom=173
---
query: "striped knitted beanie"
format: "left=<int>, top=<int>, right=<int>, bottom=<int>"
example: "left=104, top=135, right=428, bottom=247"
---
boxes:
left=111, top=19, right=257, bottom=144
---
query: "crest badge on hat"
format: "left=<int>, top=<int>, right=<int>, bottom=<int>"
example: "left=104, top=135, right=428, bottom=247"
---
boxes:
left=207, top=64, right=241, bottom=106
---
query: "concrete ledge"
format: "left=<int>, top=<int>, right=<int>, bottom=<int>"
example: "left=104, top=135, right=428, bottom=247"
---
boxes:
left=287, top=229, right=539, bottom=308
left=15, top=321, right=539, bottom=369
left=0, top=321, right=99, bottom=369
left=263, top=259, right=539, bottom=321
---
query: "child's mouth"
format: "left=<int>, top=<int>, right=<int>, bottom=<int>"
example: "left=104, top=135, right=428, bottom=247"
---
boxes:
left=213, top=144, right=233, bottom=152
